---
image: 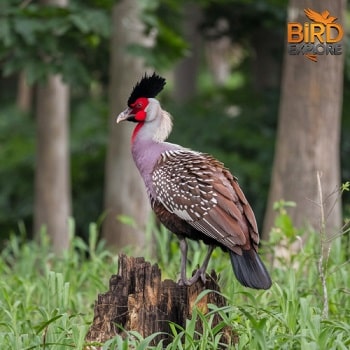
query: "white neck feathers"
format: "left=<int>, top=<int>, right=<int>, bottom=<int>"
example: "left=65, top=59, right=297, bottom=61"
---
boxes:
left=152, top=110, right=173, bottom=142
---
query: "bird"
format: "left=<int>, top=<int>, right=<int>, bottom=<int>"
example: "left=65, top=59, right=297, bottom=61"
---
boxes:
left=116, top=73, right=272, bottom=290
left=304, top=8, right=337, bottom=25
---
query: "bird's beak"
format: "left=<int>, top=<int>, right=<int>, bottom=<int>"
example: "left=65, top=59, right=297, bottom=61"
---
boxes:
left=116, top=108, right=133, bottom=123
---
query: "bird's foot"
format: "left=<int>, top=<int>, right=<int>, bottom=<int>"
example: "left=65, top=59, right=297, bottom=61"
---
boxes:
left=178, top=268, right=207, bottom=286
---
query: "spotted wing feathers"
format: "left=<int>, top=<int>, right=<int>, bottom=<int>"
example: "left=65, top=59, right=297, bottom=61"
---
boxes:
left=152, top=150, right=259, bottom=253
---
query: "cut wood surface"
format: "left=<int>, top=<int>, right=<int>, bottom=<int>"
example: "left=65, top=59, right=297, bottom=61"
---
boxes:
left=85, top=254, right=236, bottom=347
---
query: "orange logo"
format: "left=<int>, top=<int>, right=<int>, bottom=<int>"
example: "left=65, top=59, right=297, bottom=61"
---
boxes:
left=287, top=8, right=343, bottom=62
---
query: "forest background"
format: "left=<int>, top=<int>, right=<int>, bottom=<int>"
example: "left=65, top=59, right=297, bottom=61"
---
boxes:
left=0, top=0, right=349, bottom=255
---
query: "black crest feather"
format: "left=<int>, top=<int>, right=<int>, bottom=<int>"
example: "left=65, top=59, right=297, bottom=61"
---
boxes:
left=128, top=73, right=166, bottom=107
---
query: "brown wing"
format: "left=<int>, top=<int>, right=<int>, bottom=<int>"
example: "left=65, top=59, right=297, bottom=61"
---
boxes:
left=152, top=150, right=259, bottom=253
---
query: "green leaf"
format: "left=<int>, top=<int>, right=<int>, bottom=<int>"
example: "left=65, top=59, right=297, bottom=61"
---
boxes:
left=0, top=18, right=12, bottom=46
left=34, top=314, right=64, bottom=334
left=69, top=13, right=90, bottom=33
left=117, top=214, right=137, bottom=229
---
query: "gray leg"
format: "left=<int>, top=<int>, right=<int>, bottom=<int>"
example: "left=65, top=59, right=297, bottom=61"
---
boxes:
left=187, top=245, right=215, bottom=285
left=178, top=243, right=215, bottom=286
left=178, top=237, right=188, bottom=285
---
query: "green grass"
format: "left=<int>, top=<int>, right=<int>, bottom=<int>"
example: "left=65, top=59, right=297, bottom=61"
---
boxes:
left=0, top=215, right=349, bottom=349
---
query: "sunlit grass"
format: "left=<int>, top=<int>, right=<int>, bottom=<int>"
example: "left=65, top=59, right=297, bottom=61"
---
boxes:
left=0, top=213, right=349, bottom=349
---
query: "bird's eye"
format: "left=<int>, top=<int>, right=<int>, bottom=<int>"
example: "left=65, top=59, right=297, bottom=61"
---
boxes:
left=131, top=101, right=143, bottom=109
left=131, top=98, right=148, bottom=111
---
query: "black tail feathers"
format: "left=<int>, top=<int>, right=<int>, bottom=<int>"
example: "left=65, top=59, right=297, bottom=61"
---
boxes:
left=229, top=249, right=272, bottom=290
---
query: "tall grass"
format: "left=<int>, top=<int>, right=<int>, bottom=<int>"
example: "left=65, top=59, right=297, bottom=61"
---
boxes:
left=0, top=211, right=349, bottom=349
left=0, top=222, right=117, bottom=349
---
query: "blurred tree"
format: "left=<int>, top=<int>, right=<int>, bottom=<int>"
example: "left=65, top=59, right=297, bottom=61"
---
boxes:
left=102, top=0, right=151, bottom=249
left=173, top=3, right=202, bottom=103
left=263, top=0, right=345, bottom=239
left=34, top=0, right=71, bottom=253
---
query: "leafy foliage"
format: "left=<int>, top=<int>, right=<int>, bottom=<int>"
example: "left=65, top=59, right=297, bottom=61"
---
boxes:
left=0, top=97, right=107, bottom=241
left=0, top=0, right=111, bottom=85
left=201, top=0, right=287, bottom=43
left=127, top=0, right=188, bottom=69
left=0, top=106, right=35, bottom=236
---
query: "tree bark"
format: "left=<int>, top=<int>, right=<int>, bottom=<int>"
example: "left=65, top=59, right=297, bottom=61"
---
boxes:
left=34, top=74, right=71, bottom=252
left=263, top=0, right=345, bottom=239
left=102, top=0, right=151, bottom=249
left=85, top=254, right=236, bottom=348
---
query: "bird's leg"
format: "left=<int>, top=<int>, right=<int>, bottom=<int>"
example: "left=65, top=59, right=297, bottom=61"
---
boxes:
left=186, top=245, right=215, bottom=285
left=178, top=243, right=215, bottom=286
left=178, top=237, right=188, bottom=286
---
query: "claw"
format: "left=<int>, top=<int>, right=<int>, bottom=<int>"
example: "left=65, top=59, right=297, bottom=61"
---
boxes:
left=188, top=268, right=207, bottom=285
left=178, top=278, right=193, bottom=286
left=178, top=267, right=207, bottom=286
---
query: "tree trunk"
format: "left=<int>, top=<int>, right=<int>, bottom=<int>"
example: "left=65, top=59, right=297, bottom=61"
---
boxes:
left=85, top=254, right=236, bottom=348
left=102, top=0, right=151, bottom=249
left=263, top=0, right=345, bottom=240
left=34, top=74, right=71, bottom=253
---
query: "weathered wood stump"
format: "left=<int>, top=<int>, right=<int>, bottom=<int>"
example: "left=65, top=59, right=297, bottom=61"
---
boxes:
left=85, top=254, right=236, bottom=347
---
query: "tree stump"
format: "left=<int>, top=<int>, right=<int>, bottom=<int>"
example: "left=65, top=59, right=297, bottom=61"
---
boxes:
left=85, top=254, right=236, bottom=348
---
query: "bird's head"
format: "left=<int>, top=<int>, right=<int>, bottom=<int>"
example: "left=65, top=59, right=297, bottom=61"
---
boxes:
left=116, top=73, right=172, bottom=143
